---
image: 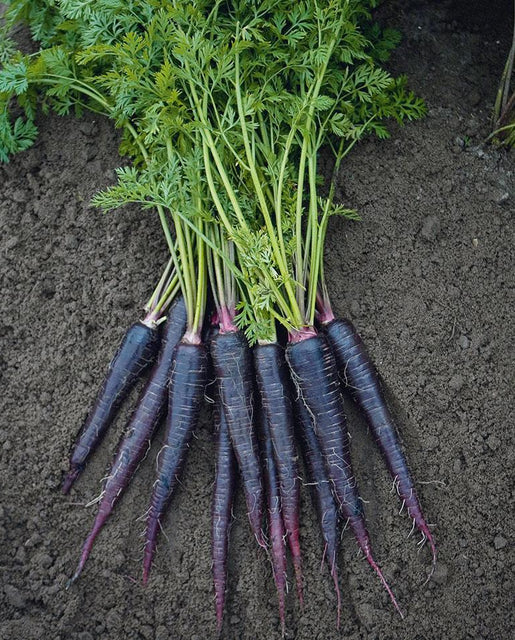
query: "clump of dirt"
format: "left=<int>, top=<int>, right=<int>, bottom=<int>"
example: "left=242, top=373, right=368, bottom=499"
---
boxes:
left=1, top=1, right=513, bottom=639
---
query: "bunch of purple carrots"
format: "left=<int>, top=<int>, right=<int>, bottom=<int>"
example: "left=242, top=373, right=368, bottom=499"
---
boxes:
left=1, top=0, right=436, bottom=631
left=62, top=255, right=436, bottom=630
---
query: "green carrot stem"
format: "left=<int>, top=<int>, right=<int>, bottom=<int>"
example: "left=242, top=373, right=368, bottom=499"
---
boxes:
left=184, top=65, right=249, bottom=233
left=192, top=219, right=207, bottom=336
left=210, top=226, right=228, bottom=313
left=234, top=43, right=302, bottom=326
left=153, top=275, right=181, bottom=316
left=174, top=215, right=196, bottom=327
left=145, top=257, right=175, bottom=313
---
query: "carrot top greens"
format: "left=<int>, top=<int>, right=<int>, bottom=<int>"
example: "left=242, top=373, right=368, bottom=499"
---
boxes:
left=1, top=0, right=425, bottom=341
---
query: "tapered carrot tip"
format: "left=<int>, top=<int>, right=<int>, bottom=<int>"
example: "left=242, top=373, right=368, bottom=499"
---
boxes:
left=293, top=557, right=304, bottom=609
left=142, top=544, right=156, bottom=586
left=321, top=546, right=342, bottom=628
left=287, top=528, right=303, bottom=606
left=62, top=468, right=80, bottom=494
left=334, top=581, right=342, bottom=629
left=142, top=513, right=160, bottom=585
left=420, top=527, right=438, bottom=585
left=66, top=556, right=86, bottom=589
left=216, top=611, right=223, bottom=635
left=366, top=552, right=404, bottom=619
left=66, top=568, right=80, bottom=590
left=66, top=516, right=106, bottom=589
left=278, top=592, right=286, bottom=637
left=214, top=579, right=226, bottom=633
left=142, top=544, right=152, bottom=585
left=330, top=566, right=342, bottom=629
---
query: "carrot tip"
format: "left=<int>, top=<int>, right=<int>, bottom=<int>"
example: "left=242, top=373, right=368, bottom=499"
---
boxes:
left=66, top=568, right=81, bottom=590
left=292, top=557, right=304, bottom=608
left=366, top=552, right=404, bottom=618
left=62, top=468, right=80, bottom=494
left=421, top=531, right=438, bottom=586
left=278, top=594, right=286, bottom=637
left=330, top=564, right=342, bottom=630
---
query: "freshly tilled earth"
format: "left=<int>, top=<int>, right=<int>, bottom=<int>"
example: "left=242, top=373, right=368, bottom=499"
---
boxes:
left=1, top=1, right=513, bottom=639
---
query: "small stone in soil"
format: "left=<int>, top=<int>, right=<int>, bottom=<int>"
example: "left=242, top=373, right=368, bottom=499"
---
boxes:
left=420, top=215, right=441, bottom=241
left=449, top=374, right=464, bottom=390
left=458, top=335, right=470, bottom=349
left=486, top=435, right=501, bottom=451
left=493, top=535, right=507, bottom=550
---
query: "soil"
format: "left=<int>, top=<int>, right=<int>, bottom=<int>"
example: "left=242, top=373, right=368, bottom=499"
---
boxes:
left=1, top=1, right=513, bottom=639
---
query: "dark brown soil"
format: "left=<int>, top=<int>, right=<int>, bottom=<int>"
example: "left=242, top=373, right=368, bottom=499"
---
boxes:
left=1, top=2, right=513, bottom=639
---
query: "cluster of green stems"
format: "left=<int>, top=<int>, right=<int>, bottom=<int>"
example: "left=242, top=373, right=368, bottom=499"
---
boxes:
left=11, top=5, right=377, bottom=344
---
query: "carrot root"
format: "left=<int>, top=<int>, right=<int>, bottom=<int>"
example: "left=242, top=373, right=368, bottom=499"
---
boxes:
left=143, top=341, right=207, bottom=583
left=323, top=317, right=437, bottom=576
left=287, top=332, right=402, bottom=616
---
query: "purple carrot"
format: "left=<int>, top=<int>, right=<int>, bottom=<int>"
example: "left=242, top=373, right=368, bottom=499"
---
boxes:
left=286, top=332, right=403, bottom=617
left=210, top=330, right=265, bottom=547
left=294, top=396, right=342, bottom=627
left=143, top=340, right=207, bottom=584
left=63, top=319, right=161, bottom=493
left=322, top=316, right=437, bottom=574
left=212, top=392, right=237, bottom=632
left=260, top=406, right=287, bottom=633
left=66, top=297, right=187, bottom=585
left=254, top=343, right=303, bottom=606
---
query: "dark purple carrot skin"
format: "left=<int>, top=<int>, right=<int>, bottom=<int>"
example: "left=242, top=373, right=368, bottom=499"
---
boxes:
left=260, top=408, right=287, bottom=632
left=210, top=330, right=265, bottom=547
left=323, top=318, right=436, bottom=568
left=142, top=341, right=208, bottom=584
left=294, top=396, right=341, bottom=627
left=286, top=333, right=402, bottom=616
left=212, top=395, right=237, bottom=632
left=254, top=343, right=303, bottom=606
left=62, top=321, right=161, bottom=493
left=66, top=298, right=187, bottom=585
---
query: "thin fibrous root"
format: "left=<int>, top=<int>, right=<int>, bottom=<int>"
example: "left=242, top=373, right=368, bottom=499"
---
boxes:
left=365, top=552, right=404, bottom=619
